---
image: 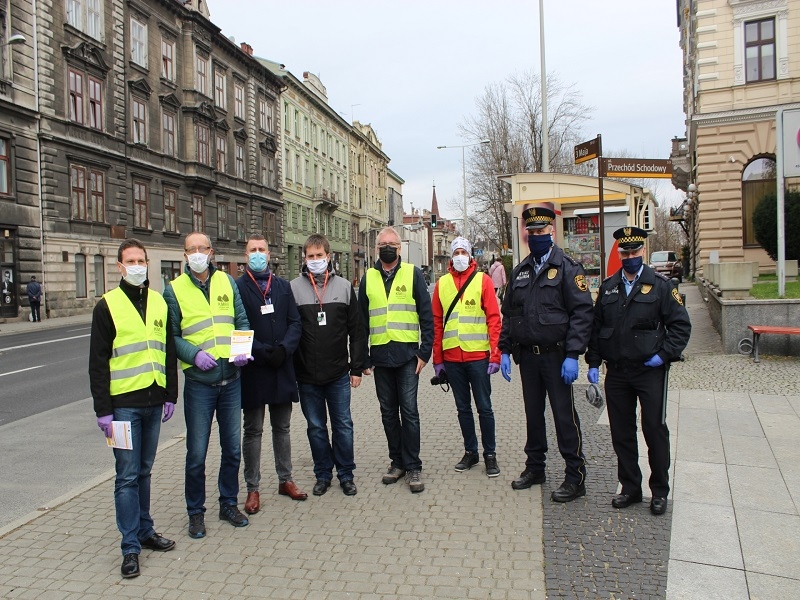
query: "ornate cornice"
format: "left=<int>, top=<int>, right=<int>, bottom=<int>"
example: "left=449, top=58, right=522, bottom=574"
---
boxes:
left=62, top=42, right=110, bottom=74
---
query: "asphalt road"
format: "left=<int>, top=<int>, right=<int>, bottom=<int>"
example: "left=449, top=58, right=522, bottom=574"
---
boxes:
left=0, top=323, right=187, bottom=530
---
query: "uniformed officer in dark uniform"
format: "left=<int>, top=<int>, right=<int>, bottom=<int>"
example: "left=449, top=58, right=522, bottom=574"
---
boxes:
left=586, top=226, right=691, bottom=515
left=499, top=207, right=594, bottom=503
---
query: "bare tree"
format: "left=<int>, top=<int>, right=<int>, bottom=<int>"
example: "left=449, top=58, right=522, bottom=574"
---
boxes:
left=457, top=71, right=594, bottom=251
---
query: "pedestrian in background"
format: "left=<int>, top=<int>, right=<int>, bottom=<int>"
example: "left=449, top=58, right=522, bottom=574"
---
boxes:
left=489, top=256, right=507, bottom=302
left=27, top=276, right=42, bottom=322
left=499, top=207, right=593, bottom=503
left=164, top=232, right=251, bottom=539
left=236, top=234, right=307, bottom=514
left=291, top=234, right=367, bottom=497
left=432, top=237, right=502, bottom=477
left=89, top=239, right=177, bottom=579
left=586, top=226, right=691, bottom=515
left=359, top=227, right=434, bottom=493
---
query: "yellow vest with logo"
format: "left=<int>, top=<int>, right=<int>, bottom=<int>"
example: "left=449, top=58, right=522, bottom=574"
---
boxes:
left=170, top=270, right=235, bottom=370
left=366, top=263, right=419, bottom=346
left=104, top=286, right=168, bottom=396
left=439, top=272, right=490, bottom=352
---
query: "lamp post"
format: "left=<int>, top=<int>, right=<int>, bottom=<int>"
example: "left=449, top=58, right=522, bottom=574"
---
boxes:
left=3, top=33, right=26, bottom=46
left=437, top=139, right=490, bottom=239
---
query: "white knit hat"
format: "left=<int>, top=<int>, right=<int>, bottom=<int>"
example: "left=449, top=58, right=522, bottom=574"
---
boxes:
left=451, top=237, right=472, bottom=256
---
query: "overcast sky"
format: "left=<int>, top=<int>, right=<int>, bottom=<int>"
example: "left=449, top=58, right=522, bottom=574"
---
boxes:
left=209, top=0, right=685, bottom=218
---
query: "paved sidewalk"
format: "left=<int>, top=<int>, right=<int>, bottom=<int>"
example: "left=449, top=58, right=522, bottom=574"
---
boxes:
left=1, top=282, right=798, bottom=599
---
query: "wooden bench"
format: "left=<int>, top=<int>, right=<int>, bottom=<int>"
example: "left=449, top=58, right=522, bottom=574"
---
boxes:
left=747, top=325, right=800, bottom=363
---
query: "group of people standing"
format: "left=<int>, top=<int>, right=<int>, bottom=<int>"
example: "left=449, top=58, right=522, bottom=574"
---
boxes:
left=89, top=209, right=690, bottom=581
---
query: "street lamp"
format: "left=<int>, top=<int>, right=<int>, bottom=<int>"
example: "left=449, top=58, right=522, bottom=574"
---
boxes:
left=437, top=139, right=490, bottom=239
left=4, top=33, right=26, bottom=46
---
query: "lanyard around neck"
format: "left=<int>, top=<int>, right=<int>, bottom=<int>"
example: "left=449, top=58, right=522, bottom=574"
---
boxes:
left=247, top=270, right=273, bottom=303
left=308, top=271, right=329, bottom=309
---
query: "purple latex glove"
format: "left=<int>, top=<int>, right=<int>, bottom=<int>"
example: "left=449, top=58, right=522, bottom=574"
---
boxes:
left=97, top=415, right=113, bottom=438
left=487, top=362, right=500, bottom=375
left=644, top=354, right=664, bottom=368
left=193, top=350, right=217, bottom=371
left=588, top=368, right=600, bottom=384
left=233, top=354, right=253, bottom=368
left=434, top=363, right=446, bottom=379
left=162, top=402, right=175, bottom=423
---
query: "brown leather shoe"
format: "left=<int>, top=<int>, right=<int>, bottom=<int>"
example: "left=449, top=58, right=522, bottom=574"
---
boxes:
left=244, top=491, right=260, bottom=515
left=278, top=481, right=308, bottom=501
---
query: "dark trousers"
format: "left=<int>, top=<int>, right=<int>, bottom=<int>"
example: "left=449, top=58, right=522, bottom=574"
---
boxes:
left=605, top=364, right=670, bottom=498
left=373, top=359, right=422, bottom=472
left=518, top=348, right=586, bottom=484
left=30, top=301, right=41, bottom=322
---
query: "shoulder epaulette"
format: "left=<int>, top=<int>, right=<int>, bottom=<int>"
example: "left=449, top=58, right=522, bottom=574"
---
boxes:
left=654, top=271, right=670, bottom=281
left=563, top=255, right=578, bottom=266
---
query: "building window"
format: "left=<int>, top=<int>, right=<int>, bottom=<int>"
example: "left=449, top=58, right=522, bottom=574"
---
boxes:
left=234, top=82, right=244, bottom=119
left=305, top=160, right=310, bottom=188
left=196, top=54, right=207, bottom=94
left=283, top=101, right=289, bottom=131
left=268, top=156, right=275, bottom=189
left=88, top=77, right=102, bottom=130
left=67, top=0, right=103, bottom=40
left=742, top=157, right=776, bottom=246
left=284, top=148, right=291, bottom=181
left=295, top=154, right=301, bottom=185
left=93, top=254, right=104, bottom=296
left=236, top=143, right=245, bottom=179
left=259, top=99, right=267, bottom=130
left=214, top=70, right=226, bottom=109
left=75, top=253, right=87, bottom=298
left=70, top=165, right=87, bottom=220
left=161, top=39, right=175, bottom=81
left=133, top=180, right=149, bottom=228
left=162, top=110, right=175, bottom=157
left=303, top=117, right=309, bottom=144
left=90, top=170, right=104, bottom=222
left=0, top=139, right=9, bottom=195
left=164, top=187, right=177, bottom=232
left=260, top=153, right=268, bottom=187
left=236, top=205, right=246, bottom=241
left=216, top=135, right=227, bottom=172
left=132, top=97, right=147, bottom=144
left=192, top=194, right=204, bottom=231
left=218, top=200, right=228, bottom=238
left=160, top=260, right=181, bottom=290
left=294, top=109, right=299, bottom=138
left=263, top=210, right=276, bottom=244
left=745, top=18, right=776, bottom=83
left=131, top=17, right=147, bottom=68
left=68, top=68, right=84, bottom=124
left=197, top=124, right=210, bottom=165
left=66, top=0, right=82, bottom=29
left=267, top=103, right=274, bottom=132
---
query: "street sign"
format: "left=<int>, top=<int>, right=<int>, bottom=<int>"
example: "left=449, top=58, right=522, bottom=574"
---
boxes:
left=600, top=158, right=673, bottom=179
left=574, top=137, right=600, bottom=164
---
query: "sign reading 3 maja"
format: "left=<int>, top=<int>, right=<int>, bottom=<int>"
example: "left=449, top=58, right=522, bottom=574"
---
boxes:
left=600, top=158, right=673, bottom=178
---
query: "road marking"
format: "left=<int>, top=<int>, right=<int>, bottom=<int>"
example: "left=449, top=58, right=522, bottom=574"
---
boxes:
left=0, top=365, right=45, bottom=378
left=0, top=334, right=90, bottom=352
left=66, top=327, right=90, bottom=332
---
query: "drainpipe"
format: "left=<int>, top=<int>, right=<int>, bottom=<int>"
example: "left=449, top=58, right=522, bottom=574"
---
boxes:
left=32, top=0, right=47, bottom=317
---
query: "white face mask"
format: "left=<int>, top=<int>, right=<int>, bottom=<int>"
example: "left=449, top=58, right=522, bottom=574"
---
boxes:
left=187, top=252, right=209, bottom=274
left=307, top=258, right=329, bottom=275
left=452, top=255, right=470, bottom=273
left=122, top=264, right=147, bottom=286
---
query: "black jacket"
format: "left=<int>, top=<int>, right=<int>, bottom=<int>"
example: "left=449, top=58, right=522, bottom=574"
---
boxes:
left=89, top=279, right=178, bottom=417
left=290, top=263, right=368, bottom=386
left=585, top=266, right=691, bottom=368
left=235, top=268, right=301, bottom=409
left=499, top=245, right=593, bottom=359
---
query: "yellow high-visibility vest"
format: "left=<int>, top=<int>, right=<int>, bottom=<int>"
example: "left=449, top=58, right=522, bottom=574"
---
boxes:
left=170, top=271, right=235, bottom=370
left=365, top=263, right=419, bottom=346
left=438, top=272, right=490, bottom=352
left=104, top=286, right=168, bottom=395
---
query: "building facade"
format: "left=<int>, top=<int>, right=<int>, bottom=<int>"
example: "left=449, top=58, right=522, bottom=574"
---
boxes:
left=0, top=0, right=40, bottom=320
left=35, top=0, right=282, bottom=316
left=675, top=0, right=796, bottom=274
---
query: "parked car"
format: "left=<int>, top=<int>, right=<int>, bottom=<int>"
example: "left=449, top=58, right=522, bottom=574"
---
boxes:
left=649, top=250, right=682, bottom=282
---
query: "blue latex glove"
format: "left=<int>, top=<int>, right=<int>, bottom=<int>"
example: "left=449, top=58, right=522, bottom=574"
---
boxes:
left=434, top=363, right=446, bottom=379
left=233, top=354, right=253, bottom=368
left=193, top=350, right=217, bottom=371
left=97, top=415, right=113, bottom=438
left=588, top=367, right=600, bottom=384
left=487, top=362, right=500, bottom=376
left=501, top=354, right=512, bottom=382
left=644, top=354, right=664, bottom=368
left=561, top=357, right=579, bottom=385
left=162, top=402, right=175, bottom=423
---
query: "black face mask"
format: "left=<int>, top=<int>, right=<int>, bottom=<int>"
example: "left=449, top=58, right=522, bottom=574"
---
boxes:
left=379, top=245, right=398, bottom=264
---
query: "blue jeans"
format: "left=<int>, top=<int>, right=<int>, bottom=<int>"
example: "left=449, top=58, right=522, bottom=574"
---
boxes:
left=445, top=359, right=496, bottom=455
left=373, top=359, right=422, bottom=471
left=298, top=373, right=355, bottom=482
left=184, top=377, right=242, bottom=514
left=113, top=406, right=161, bottom=556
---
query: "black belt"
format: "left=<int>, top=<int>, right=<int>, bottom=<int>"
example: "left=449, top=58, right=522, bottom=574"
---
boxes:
left=522, top=343, right=562, bottom=355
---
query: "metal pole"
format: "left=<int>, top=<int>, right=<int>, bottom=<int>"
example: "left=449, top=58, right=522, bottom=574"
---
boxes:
left=776, top=108, right=786, bottom=297
left=597, top=134, right=606, bottom=280
left=539, top=0, right=549, bottom=172
left=462, top=145, right=468, bottom=238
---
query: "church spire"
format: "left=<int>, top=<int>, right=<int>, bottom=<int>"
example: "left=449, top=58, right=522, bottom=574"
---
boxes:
left=431, top=184, right=440, bottom=217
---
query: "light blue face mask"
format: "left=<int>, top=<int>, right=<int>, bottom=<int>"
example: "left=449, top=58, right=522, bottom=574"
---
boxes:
left=248, top=251, right=268, bottom=272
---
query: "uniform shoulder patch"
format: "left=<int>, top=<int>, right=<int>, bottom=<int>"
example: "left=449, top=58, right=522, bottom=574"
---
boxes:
left=574, top=274, right=588, bottom=292
left=671, top=287, right=684, bottom=306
